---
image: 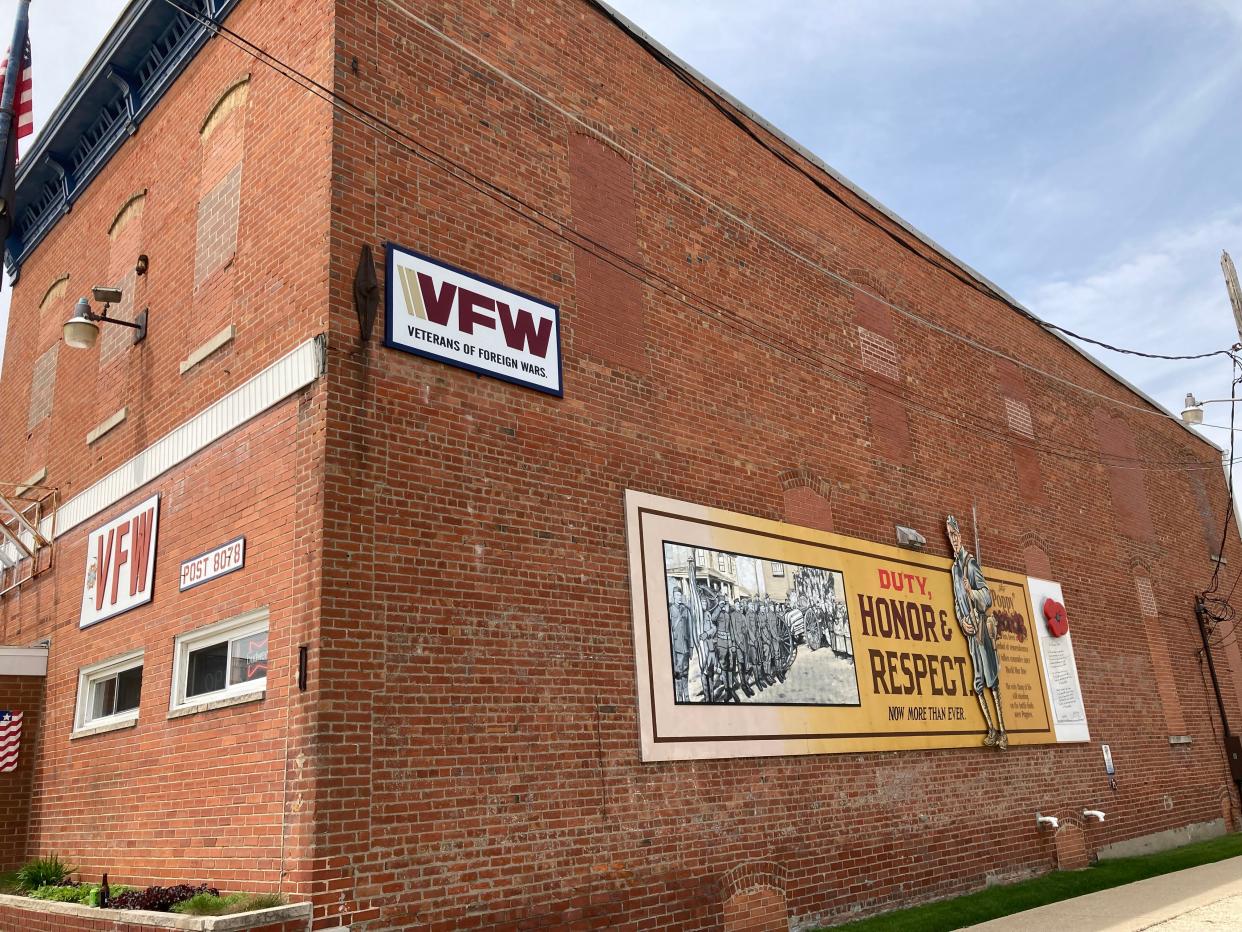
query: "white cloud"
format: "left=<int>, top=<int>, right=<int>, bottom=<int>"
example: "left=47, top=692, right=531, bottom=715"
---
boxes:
left=1022, top=212, right=1242, bottom=434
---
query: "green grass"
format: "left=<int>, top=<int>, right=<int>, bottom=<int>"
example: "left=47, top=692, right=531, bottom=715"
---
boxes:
left=171, top=892, right=285, bottom=916
left=819, top=832, right=1242, bottom=932
left=0, top=871, right=20, bottom=895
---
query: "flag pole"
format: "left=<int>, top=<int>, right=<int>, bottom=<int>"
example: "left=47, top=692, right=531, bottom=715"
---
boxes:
left=0, top=0, right=32, bottom=267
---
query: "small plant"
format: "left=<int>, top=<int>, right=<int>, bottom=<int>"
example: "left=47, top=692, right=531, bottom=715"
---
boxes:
left=110, top=882, right=217, bottom=912
left=172, top=891, right=285, bottom=916
left=16, top=855, right=75, bottom=891
left=29, top=883, right=90, bottom=904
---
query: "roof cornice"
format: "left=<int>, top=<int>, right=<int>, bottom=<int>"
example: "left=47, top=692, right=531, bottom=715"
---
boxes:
left=4, top=0, right=240, bottom=278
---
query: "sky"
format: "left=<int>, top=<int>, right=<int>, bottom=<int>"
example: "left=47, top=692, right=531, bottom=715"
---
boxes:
left=4, top=0, right=1242, bottom=440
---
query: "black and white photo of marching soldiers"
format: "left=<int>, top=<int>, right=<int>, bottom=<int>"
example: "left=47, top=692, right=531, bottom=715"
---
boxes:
left=664, top=542, right=860, bottom=706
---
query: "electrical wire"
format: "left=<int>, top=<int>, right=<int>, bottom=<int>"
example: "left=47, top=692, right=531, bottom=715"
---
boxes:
left=369, top=0, right=1240, bottom=424
left=581, top=0, right=1241, bottom=367
left=159, top=0, right=1239, bottom=476
left=1039, top=324, right=1238, bottom=362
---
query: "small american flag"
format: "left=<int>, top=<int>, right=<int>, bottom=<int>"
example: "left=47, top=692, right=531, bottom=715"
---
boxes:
left=0, top=37, right=32, bottom=141
left=0, top=711, right=23, bottom=773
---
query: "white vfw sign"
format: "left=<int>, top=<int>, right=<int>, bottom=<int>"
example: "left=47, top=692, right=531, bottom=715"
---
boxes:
left=385, top=244, right=563, bottom=396
left=80, top=494, right=159, bottom=629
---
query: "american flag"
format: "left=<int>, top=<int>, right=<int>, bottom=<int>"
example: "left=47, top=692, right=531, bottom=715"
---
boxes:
left=0, top=37, right=32, bottom=141
left=0, top=711, right=22, bottom=773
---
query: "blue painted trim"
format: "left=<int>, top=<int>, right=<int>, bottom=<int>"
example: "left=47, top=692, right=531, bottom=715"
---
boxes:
left=5, top=0, right=241, bottom=277
left=383, top=241, right=565, bottom=399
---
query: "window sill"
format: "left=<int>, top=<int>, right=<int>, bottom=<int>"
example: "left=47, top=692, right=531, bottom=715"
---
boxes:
left=70, top=716, right=138, bottom=740
left=167, top=688, right=265, bottom=720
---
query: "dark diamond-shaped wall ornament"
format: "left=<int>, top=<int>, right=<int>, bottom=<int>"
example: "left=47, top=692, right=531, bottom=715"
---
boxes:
left=353, top=244, right=379, bottom=342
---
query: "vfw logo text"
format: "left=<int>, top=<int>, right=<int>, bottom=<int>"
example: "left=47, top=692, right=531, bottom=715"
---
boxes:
left=80, top=494, right=160, bottom=629
left=386, top=245, right=562, bottom=396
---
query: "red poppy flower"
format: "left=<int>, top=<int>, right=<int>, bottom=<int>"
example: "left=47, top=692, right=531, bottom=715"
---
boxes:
left=1043, top=598, right=1069, bottom=637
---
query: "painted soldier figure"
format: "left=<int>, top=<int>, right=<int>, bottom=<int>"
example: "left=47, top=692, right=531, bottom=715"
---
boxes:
left=826, top=579, right=850, bottom=657
left=946, top=514, right=1007, bottom=750
left=725, top=597, right=754, bottom=698
left=668, top=587, right=694, bottom=702
left=756, top=597, right=776, bottom=687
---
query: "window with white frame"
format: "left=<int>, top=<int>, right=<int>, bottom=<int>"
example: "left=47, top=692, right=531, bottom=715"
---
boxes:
left=170, top=608, right=268, bottom=711
left=75, top=650, right=144, bottom=732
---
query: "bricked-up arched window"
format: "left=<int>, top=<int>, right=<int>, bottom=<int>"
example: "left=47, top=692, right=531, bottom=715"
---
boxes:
left=97, top=190, right=147, bottom=366
left=1022, top=540, right=1052, bottom=579
left=995, top=358, right=1045, bottom=504
left=1095, top=412, right=1154, bottom=541
left=37, top=274, right=69, bottom=316
left=194, top=76, right=250, bottom=294
left=567, top=133, right=646, bottom=372
left=26, top=344, right=57, bottom=431
left=779, top=467, right=834, bottom=533
left=1133, top=570, right=1187, bottom=736
left=854, top=288, right=910, bottom=463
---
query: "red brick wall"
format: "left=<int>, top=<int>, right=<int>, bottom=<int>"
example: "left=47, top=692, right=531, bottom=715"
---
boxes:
left=1, top=398, right=322, bottom=892
left=319, top=0, right=1242, bottom=928
left=0, top=0, right=331, bottom=902
left=0, top=676, right=44, bottom=870
left=2, top=0, right=1240, bottom=928
left=0, top=0, right=332, bottom=501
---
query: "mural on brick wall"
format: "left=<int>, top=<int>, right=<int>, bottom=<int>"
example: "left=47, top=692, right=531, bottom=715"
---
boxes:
left=627, top=490, right=1089, bottom=761
left=665, top=543, right=858, bottom=706
left=945, top=514, right=1007, bottom=751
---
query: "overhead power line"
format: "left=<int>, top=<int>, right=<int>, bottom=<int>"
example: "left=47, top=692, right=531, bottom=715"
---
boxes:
left=159, top=0, right=1237, bottom=475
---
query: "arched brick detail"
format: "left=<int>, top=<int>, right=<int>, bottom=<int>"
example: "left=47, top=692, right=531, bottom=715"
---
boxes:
left=1054, top=819, right=1090, bottom=870
left=101, top=190, right=148, bottom=365
left=723, top=886, right=787, bottom=932
left=720, top=860, right=788, bottom=932
left=846, top=267, right=901, bottom=306
left=1021, top=536, right=1052, bottom=580
left=720, top=859, right=788, bottom=899
left=199, top=74, right=251, bottom=139
left=107, top=189, right=147, bottom=237
left=779, top=468, right=834, bottom=533
left=36, top=274, right=69, bottom=314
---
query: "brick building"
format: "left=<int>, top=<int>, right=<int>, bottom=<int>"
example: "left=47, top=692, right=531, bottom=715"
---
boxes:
left=0, top=0, right=1239, bottom=929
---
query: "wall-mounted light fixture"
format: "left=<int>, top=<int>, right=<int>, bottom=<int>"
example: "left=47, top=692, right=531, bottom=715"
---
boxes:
left=63, top=286, right=148, bottom=350
left=895, top=525, right=926, bottom=550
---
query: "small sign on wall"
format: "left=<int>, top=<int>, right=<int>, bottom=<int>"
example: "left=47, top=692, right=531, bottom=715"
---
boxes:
left=180, top=537, right=246, bottom=591
left=385, top=244, right=563, bottom=396
left=80, top=494, right=159, bottom=629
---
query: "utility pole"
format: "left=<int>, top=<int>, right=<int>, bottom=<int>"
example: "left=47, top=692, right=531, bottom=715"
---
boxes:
left=1201, top=251, right=1242, bottom=811
left=1224, top=252, right=1242, bottom=339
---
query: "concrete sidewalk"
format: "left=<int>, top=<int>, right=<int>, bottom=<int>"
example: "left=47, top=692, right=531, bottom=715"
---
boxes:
left=961, top=855, right=1242, bottom=931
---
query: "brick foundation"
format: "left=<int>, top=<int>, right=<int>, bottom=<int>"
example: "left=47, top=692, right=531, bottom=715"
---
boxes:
left=0, top=896, right=309, bottom=931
